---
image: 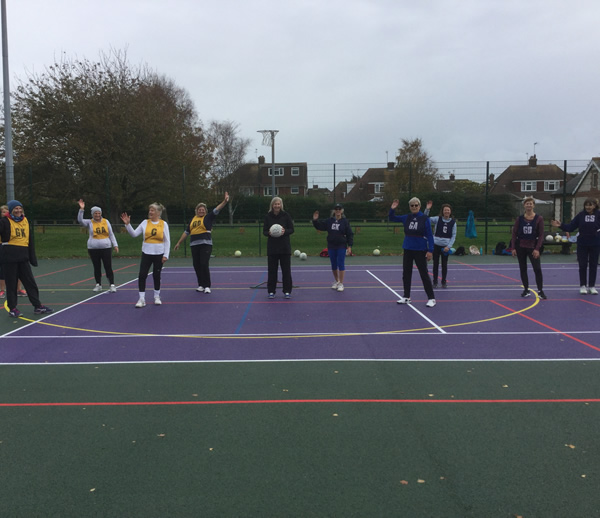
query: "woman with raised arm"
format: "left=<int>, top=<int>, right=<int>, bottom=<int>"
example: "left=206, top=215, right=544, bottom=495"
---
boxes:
left=121, top=203, right=170, bottom=307
left=552, top=198, right=600, bottom=295
left=77, top=199, right=119, bottom=292
left=312, top=202, right=353, bottom=292
left=510, top=197, right=546, bottom=299
left=389, top=197, right=436, bottom=307
left=263, top=197, right=294, bottom=299
left=174, top=192, right=229, bottom=294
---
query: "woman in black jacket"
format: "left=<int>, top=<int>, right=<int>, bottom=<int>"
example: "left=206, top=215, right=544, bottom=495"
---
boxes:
left=263, top=197, right=294, bottom=299
left=0, top=200, right=53, bottom=318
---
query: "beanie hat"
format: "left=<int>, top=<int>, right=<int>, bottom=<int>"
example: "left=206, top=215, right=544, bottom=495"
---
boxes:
left=90, top=206, right=102, bottom=216
left=7, top=200, right=22, bottom=213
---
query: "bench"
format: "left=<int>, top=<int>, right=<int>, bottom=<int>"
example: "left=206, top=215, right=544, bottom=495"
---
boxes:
left=541, top=241, right=572, bottom=254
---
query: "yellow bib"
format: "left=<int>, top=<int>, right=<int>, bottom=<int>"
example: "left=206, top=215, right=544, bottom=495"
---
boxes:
left=144, top=219, right=165, bottom=244
left=92, top=218, right=109, bottom=239
left=9, top=217, right=29, bottom=247
left=190, top=216, right=208, bottom=235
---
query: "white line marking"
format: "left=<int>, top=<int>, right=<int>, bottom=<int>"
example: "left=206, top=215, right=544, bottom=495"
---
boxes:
left=366, top=270, right=446, bottom=334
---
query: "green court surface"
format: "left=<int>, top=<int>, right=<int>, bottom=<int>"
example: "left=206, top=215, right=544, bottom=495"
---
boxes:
left=1, top=257, right=600, bottom=517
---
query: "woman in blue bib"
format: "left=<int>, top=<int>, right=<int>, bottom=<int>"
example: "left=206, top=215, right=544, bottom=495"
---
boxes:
left=424, top=201, right=457, bottom=288
left=389, top=197, right=436, bottom=307
left=510, top=197, right=546, bottom=299
left=552, top=198, right=600, bottom=295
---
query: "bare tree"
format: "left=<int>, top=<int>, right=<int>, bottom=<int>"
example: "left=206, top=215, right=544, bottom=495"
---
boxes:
left=207, top=120, right=251, bottom=224
left=385, top=138, right=441, bottom=200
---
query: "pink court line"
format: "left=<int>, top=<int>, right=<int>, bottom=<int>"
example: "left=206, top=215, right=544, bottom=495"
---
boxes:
left=492, top=300, right=600, bottom=352
left=2, top=398, right=600, bottom=408
left=454, top=260, right=521, bottom=283
left=70, top=263, right=137, bottom=286
left=34, top=263, right=87, bottom=278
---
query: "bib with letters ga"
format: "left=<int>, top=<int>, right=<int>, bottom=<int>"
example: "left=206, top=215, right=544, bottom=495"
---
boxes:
left=144, top=219, right=165, bottom=244
left=92, top=218, right=109, bottom=239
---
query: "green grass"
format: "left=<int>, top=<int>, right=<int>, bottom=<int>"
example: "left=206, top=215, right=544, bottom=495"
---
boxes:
left=32, top=222, right=517, bottom=258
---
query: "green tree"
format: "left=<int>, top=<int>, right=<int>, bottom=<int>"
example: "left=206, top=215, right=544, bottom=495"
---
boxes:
left=385, top=138, right=441, bottom=200
left=7, top=50, right=212, bottom=220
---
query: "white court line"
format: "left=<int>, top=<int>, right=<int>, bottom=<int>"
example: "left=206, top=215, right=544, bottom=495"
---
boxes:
left=366, top=270, right=446, bottom=334
left=4, top=357, right=600, bottom=366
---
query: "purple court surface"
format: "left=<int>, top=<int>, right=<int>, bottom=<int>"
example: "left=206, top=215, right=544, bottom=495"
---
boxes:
left=2, top=262, right=599, bottom=364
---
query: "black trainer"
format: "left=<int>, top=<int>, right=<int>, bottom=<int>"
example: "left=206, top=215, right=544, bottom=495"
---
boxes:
left=520, top=289, right=531, bottom=298
left=538, top=290, right=547, bottom=299
left=442, top=281, right=447, bottom=288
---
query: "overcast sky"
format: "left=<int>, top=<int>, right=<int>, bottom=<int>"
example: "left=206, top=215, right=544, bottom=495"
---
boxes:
left=4, top=0, right=600, bottom=170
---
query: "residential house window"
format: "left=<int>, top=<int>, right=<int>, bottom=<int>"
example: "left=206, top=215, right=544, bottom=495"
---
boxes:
left=290, top=186, right=299, bottom=194
left=521, top=181, right=536, bottom=192
left=268, top=167, right=284, bottom=176
left=592, top=171, right=599, bottom=189
left=544, top=180, right=560, bottom=191
left=291, top=167, right=300, bottom=176
left=240, top=187, right=254, bottom=196
left=373, top=182, right=385, bottom=194
left=263, top=186, right=279, bottom=196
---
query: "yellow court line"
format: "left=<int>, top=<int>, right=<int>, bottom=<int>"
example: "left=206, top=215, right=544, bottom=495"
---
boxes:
left=4, top=293, right=541, bottom=339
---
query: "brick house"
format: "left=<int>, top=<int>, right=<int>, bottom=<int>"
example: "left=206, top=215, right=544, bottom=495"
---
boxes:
left=489, top=155, right=569, bottom=202
left=225, top=156, right=308, bottom=197
left=552, top=157, right=600, bottom=221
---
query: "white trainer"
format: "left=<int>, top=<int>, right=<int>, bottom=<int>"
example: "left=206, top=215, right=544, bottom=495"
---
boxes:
left=135, top=299, right=146, bottom=308
left=336, top=283, right=344, bottom=292
left=93, top=284, right=102, bottom=292
left=397, top=296, right=411, bottom=304
left=196, top=286, right=205, bottom=292
left=154, top=296, right=162, bottom=305
left=589, top=287, right=598, bottom=295
left=331, top=281, right=339, bottom=290
left=204, top=287, right=211, bottom=294
left=109, top=285, right=117, bottom=293
left=580, top=286, right=588, bottom=295
left=426, top=299, right=437, bottom=308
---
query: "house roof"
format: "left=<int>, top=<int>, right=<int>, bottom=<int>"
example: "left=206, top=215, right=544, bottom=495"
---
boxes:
left=343, top=168, right=389, bottom=202
left=551, top=157, right=600, bottom=196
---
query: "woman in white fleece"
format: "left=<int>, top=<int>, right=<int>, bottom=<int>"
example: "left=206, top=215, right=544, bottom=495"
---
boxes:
left=121, top=203, right=170, bottom=308
left=77, top=199, right=119, bottom=292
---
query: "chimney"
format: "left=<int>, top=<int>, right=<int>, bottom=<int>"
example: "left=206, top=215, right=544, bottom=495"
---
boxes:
left=387, top=162, right=395, bottom=170
left=528, top=155, right=537, bottom=167
left=489, top=173, right=495, bottom=185
left=258, top=155, right=266, bottom=165
left=449, top=173, right=455, bottom=181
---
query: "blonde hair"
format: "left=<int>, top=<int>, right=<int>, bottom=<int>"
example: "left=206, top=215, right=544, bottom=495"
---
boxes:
left=522, top=197, right=535, bottom=205
left=195, top=202, right=207, bottom=212
left=269, top=197, right=284, bottom=212
left=408, top=197, right=421, bottom=207
left=0, top=205, right=8, bottom=216
left=149, top=203, right=164, bottom=216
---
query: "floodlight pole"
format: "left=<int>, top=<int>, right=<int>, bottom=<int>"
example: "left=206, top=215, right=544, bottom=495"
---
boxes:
left=1, top=0, right=14, bottom=200
left=258, top=130, right=278, bottom=197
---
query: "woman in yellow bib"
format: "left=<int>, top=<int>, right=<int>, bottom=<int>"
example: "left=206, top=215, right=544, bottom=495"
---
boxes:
left=77, top=199, right=119, bottom=292
left=174, top=192, right=229, bottom=293
left=0, top=200, right=53, bottom=318
left=121, top=203, right=170, bottom=307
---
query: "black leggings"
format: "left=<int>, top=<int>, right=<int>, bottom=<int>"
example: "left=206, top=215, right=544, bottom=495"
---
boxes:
left=138, top=253, right=163, bottom=292
left=88, top=248, right=114, bottom=284
left=576, top=244, right=600, bottom=287
left=191, top=244, right=213, bottom=288
left=402, top=249, right=434, bottom=299
left=516, top=244, right=543, bottom=291
left=432, top=244, right=449, bottom=283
